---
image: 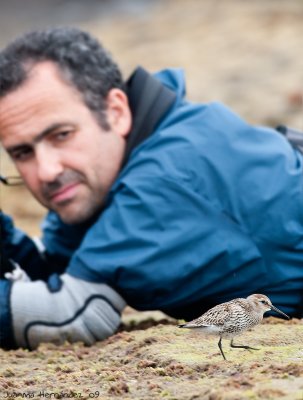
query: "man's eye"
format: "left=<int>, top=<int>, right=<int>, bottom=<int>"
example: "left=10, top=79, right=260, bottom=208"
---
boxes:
left=11, top=147, right=33, bottom=161
left=54, top=130, right=72, bottom=141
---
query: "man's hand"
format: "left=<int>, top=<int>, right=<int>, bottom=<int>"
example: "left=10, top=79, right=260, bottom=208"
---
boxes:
left=4, top=262, right=31, bottom=282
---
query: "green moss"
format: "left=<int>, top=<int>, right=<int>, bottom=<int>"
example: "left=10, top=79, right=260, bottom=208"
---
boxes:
left=1, top=368, right=15, bottom=377
left=0, top=317, right=302, bottom=399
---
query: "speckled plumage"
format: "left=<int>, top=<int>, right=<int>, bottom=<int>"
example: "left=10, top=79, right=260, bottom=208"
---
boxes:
left=178, top=294, right=289, bottom=360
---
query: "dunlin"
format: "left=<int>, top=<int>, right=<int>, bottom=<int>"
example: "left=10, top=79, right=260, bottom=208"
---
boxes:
left=178, top=294, right=289, bottom=360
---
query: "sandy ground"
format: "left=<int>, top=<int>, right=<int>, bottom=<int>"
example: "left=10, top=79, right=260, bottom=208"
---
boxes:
left=0, top=1, right=303, bottom=399
left=0, top=317, right=302, bottom=399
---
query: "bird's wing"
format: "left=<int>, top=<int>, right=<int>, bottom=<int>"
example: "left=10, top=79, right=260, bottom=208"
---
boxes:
left=184, top=302, right=234, bottom=328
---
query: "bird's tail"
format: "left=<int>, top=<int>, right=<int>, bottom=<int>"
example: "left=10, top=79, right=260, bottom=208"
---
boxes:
left=178, top=323, right=203, bottom=329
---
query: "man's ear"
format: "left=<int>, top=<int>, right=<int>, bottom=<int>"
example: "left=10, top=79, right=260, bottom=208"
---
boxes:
left=106, top=88, right=132, bottom=138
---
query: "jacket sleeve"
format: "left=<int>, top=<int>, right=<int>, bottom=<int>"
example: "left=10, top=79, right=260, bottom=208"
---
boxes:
left=0, top=279, right=14, bottom=348
left=0, top=211, right=66, bottom=281
left=66, top=174, right=268, bottom=311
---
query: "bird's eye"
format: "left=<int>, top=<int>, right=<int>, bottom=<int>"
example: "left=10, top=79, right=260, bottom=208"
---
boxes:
left=260, top=300, right=267, bottom=304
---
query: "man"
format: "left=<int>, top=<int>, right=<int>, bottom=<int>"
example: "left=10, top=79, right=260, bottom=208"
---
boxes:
left=0, top=28, right=302, bottom=350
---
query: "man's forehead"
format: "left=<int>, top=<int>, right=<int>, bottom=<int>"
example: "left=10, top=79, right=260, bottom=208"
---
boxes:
left=0, top=62, right=80, bottom=145
left=0, top=62, right=59, bottom=110
left=11, top=61, right=70, bottom=94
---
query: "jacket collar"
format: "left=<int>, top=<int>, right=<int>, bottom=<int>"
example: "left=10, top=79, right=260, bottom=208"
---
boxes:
left=122, top=67, right=176, bottom=167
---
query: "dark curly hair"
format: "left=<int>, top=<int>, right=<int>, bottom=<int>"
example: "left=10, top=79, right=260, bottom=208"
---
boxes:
left=0, top=27, right=125, bottom=129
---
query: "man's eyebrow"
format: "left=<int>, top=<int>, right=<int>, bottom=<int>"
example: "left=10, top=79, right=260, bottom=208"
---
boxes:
left=6, top=122, right=73, bottom=153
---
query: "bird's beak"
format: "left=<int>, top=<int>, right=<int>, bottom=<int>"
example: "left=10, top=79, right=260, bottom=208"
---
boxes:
left=270, top=304, right=290, bottom=319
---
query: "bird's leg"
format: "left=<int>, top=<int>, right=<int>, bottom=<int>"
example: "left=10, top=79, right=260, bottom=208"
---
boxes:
left=218, top=337, right=227, bottom=360
left=230, top=339, right=259, bottom=351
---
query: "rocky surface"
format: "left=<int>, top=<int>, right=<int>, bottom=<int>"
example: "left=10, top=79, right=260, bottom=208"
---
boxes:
left=0, top=317, right=302, bottom=399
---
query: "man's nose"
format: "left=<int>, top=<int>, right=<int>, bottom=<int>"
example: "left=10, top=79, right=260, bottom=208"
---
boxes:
left=36, top=145, right=64, bottom=182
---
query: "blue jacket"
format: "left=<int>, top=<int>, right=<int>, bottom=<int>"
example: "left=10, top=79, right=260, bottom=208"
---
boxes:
left=2, top=68, right=303, bottom=320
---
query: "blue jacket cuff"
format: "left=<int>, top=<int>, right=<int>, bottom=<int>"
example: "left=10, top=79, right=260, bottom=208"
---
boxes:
left=0, top=279, right=16, bottom=349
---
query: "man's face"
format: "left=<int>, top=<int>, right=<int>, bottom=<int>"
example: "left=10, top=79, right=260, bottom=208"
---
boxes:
left=0, top=61, right=132, bottom=224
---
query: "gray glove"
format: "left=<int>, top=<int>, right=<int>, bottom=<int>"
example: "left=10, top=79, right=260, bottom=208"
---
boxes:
left=10, top=273, right=126, bottom=349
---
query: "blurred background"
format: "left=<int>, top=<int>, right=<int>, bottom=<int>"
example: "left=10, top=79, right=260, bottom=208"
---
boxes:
left=0, top=0, right=302, bottom=236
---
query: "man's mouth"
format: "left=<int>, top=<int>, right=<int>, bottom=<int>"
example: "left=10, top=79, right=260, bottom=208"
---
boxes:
left=49, top=182, right=80, bottom=204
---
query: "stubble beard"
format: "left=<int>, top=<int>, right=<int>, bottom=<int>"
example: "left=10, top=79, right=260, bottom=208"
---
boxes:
left=39, top=169, right=105, bottom=225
